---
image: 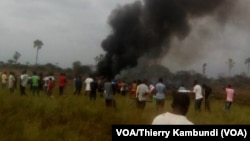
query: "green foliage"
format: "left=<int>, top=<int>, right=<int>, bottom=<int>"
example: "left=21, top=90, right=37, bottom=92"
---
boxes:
left=33, top=40, right=44, bottom=49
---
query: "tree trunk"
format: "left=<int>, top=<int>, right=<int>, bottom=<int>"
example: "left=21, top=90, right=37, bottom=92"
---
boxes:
left=35, top=48, right=39, bottom=65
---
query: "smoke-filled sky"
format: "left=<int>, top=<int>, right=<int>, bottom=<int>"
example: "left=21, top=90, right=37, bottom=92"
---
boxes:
left=162, top=0, right=250, bottom=78
left=0, top=0, right=249, bottom=78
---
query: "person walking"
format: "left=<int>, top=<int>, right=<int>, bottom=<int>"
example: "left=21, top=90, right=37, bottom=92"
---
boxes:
left=224, top=84, right=235, bottom=111
left=192, top=80, right=203, bottom=112
left=103, top=77, right=116, bottom=109
left=154, top=77, right=167, bottom=114
left=202, top=84, right=212, bottom=112
left=136, top=79, right=150, bottom=112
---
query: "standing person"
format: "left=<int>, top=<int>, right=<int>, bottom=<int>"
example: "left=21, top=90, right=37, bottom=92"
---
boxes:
left=31, top=71, right=40, bottom=96
left=103, top=77, right=116, bottom=109
left=192, top=80, right=203, bottom=112
left=136, top=79, right=150, bottom=111
left=202, top=84, right=212, bottom=112
left=20, top=70, right=29, bottom=95
left=84, top=75, right=93, bottom=96
left=149, top=83, right=156, bottom=101
left=43, top=75, right=49, bottom=92
left=8, top=71, right=16, bottom=94
left=224, top=84, right=235, bottom=111
left=152, top=92, right=193, bottom=125
left=120, top=80, right=127, bottom=96
left=38, top=72, right=44, bottom=92
left=90, top=77, right=98, bottom=101
left=43, top=72, right=55, bottom=92
left=73, top=74, right=83, bottom=95
left=155, top=77, right=167, bottom=114
left=47, top=77, right=55, bottom=98
left=1, top=71, right=8, bottom=88
left=59, top=72, right=67, bottom=96
left=97, top=76, right=105, bottom=98
left=130, top=80, right=138, bottom=98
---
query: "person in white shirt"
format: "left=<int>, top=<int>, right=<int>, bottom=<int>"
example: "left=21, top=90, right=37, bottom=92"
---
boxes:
left=1, top=71, right=8, bottom=88
left=136, top=79, right=150, bottom=111
left=84, top=76, right=93, bottom=96
left=192, top=80, right=203, bottom=112
left=8, top=71, right=16, bottom=94
left=20, top=70, right=29, bottom=95
left=152, top=92, right=193, bottom=125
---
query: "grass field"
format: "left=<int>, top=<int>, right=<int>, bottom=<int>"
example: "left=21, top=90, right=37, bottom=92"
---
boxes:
left=0, top=84, right=249, bottom=141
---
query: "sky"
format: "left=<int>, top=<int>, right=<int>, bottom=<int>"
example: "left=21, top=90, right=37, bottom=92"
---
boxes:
left=161, top=0, right=250, bottom=78
left=0, top=0, right=250, bottom=78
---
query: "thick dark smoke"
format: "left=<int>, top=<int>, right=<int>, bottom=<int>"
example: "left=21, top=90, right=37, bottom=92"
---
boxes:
left=96, top=0, right=233, bottom=78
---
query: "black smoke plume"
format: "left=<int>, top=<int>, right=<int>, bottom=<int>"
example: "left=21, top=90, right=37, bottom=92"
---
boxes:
left=96, top=0, right=233, bottom=78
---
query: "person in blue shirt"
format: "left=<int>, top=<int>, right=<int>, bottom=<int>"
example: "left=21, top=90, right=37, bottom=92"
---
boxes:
left=104, top=77, right=116, bottom=109
left=155, top=77, right=167, bottom=114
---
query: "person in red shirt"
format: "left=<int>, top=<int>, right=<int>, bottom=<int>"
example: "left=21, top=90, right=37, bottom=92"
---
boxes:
left=59, top=73, right=67, bottom=95
left=130, top=80, right=137, bottom=98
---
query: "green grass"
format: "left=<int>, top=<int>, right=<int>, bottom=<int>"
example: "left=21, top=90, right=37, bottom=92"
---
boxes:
left=0, top=86, right=249, bottom=141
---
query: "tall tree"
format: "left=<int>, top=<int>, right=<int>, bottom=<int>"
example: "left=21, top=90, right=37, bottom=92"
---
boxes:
left=245, top=57, right=250, bottom=76
left=72, top=61, right=81, bottom=74
left=13, top=51, right=21, bottom=64
left=226, top=58, right=235, bottom=77
left=33, top=40, right=43, bottom=65
left=202, top=63, right=207, bottom=77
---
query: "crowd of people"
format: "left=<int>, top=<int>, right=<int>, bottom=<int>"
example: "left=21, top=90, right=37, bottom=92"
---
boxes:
left=0, top=69, right=236, bottom=124
left=0, top=70, right=60, bottom=97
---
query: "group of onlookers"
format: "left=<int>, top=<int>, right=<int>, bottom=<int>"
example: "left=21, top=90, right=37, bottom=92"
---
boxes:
left=1, top=71, right=19, bottom=94
left=0, top=70, right=236, bottom=125
left=111, top=77, right=236, bottom=125
left=0, top=70, right=60, bottom=98
left=152, top=80, right=236, bottom=125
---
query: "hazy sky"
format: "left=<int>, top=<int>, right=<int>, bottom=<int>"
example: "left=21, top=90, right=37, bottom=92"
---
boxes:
left=0, top=0, right=135, bottom=67
left=162, top=0, right=250, bottom=78
left=0, top=0, right=249, bottom=78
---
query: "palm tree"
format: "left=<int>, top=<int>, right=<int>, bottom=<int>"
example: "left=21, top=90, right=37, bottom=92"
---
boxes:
left=245, top=57, right=250, bottom=76
left=33, top=40, right=43, bottom=65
